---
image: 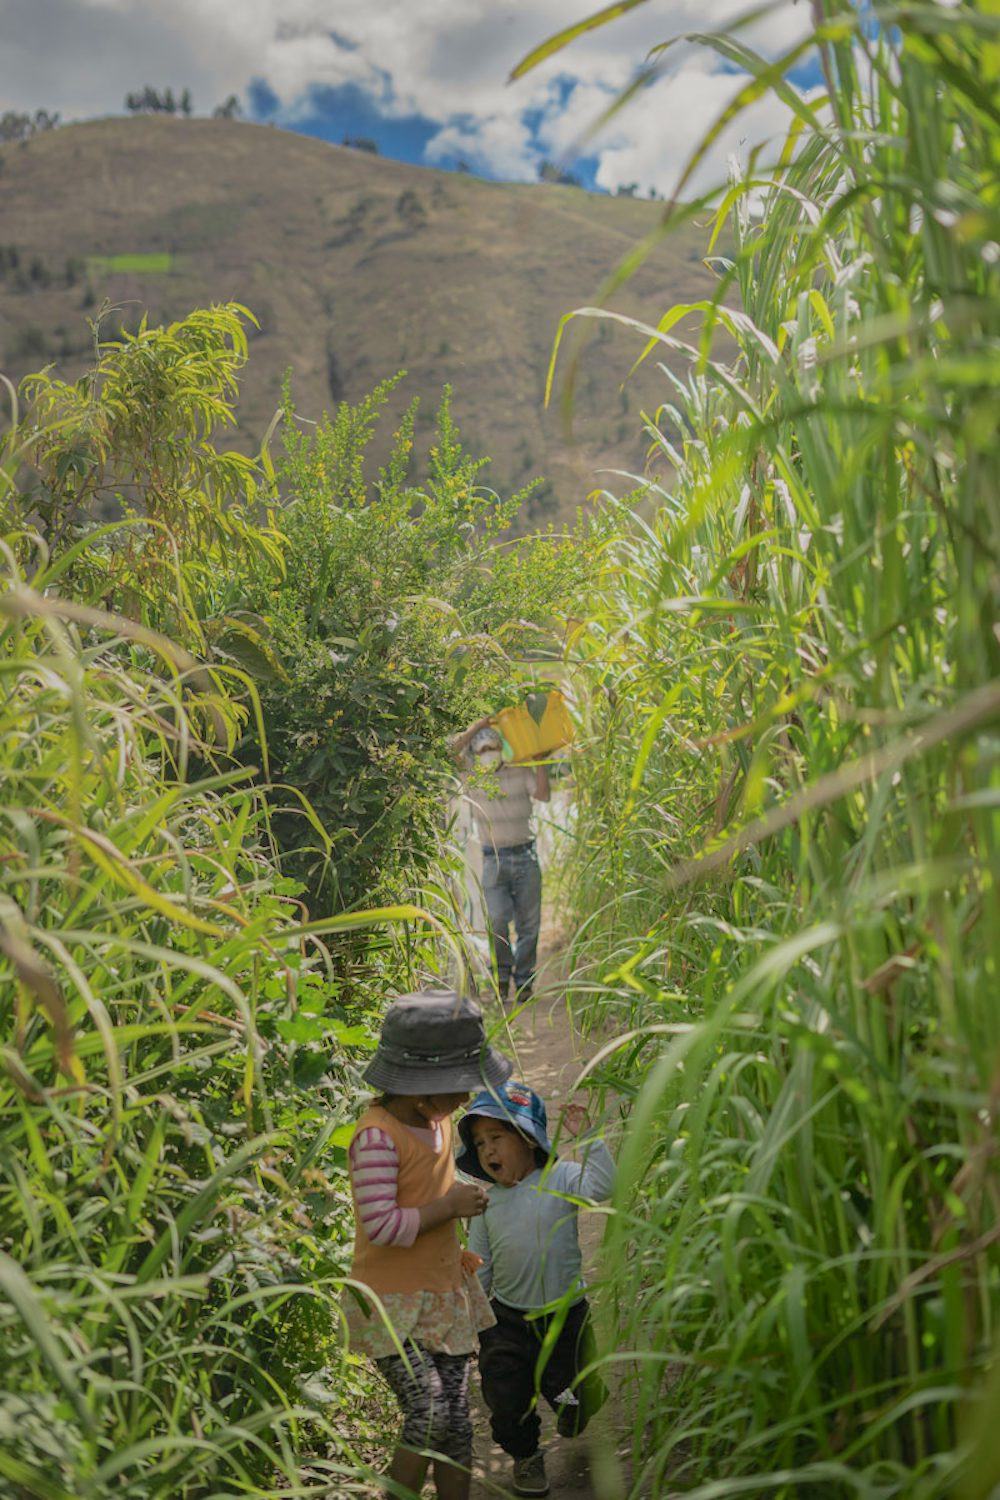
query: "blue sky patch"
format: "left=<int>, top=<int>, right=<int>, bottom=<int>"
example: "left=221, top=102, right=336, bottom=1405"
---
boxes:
left=247, top=77, right=281, bottom=119
left=245, top=73, right=602, bottom=186
left=239, top=52, right=800, bottom=198
left=259, top=79, right=444, bottom=167
left=786, top=55, right=824, bottom=90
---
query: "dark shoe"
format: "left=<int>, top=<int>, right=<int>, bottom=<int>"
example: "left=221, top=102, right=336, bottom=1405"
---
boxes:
left=512, top=1450, right=549, bottom=1497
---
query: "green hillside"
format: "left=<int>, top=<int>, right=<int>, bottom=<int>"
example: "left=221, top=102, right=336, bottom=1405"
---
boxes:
left=0, top=116, right=717, bottom=525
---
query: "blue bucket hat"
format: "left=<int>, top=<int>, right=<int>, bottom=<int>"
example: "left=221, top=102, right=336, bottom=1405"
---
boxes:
left=456, top=1080, right=556, bottom=1180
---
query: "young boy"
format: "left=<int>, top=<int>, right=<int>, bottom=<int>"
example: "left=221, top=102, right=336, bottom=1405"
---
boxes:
left=456, top=1080, right=615, bottom=1499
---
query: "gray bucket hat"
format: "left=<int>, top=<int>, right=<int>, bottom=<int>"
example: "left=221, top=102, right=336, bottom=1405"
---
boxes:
left=363, top=989, right=512, bottom=1095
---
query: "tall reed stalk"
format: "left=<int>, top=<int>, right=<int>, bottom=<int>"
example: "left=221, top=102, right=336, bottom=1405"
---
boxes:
left=532, top=3, right=1000, bottom=1494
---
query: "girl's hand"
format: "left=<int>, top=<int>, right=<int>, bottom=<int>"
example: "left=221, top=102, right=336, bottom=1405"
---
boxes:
left=447, top=1180, right=490, bottom=1219
left=559, top=1101, right=589, bottom=1138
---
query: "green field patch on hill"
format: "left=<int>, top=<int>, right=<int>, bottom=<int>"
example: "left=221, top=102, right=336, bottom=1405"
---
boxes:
left=87, top=251, right=173, bottom=274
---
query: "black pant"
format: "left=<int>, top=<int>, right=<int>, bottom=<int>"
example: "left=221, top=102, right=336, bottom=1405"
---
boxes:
left=478, top=1298, right=608, bottom=1459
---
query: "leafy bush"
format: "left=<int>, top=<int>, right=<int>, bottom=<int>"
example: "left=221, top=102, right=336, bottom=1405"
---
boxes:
left=12, top=304, right=593, bottom=919
left=395, top=189, right=426, bottom=228
left=240, top=375, right=595, bottom=914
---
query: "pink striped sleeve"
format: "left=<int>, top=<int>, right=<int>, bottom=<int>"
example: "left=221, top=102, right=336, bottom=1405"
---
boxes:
left=349, top=1127, right=420, bottom=1248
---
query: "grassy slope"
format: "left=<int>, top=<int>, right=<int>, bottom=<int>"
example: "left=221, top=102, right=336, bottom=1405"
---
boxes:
left=0, top=117, right=718, bottom=526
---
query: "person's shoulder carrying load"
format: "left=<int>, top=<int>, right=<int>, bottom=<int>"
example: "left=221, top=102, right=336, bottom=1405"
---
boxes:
left=490, top=689, right=574, bottom=765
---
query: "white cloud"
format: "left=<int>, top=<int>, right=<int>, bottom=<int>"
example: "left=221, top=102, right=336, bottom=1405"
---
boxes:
left=258, top=34, right=386, bottom=108
left=0, top=0, right=817, bottom=194
left=425, top=113, right=538, bottom=180
left=587, top=62, right=802, bottom=200
left=535, top=77, right=620, bottom=160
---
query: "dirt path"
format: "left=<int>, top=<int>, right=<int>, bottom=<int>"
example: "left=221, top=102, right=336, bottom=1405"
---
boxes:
left=468, top=920, right=631, bottom=1500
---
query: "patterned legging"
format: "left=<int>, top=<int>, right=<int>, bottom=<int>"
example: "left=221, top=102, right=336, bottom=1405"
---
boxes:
left=375, top=1341, right=472, bottom=1465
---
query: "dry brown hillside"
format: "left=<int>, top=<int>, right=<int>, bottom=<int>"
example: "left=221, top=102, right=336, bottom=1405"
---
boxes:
left=0, top=116, right=720, bottom=526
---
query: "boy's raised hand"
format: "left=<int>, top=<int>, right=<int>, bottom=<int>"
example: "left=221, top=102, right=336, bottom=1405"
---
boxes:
left=558, top=1100, right=589, bottom=1138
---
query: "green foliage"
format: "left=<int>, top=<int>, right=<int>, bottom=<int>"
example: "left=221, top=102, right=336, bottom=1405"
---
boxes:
left=0, top=529, right=404, bottom=1496
left=8, top=300, right=592, bottom=921
left=532, top=2, right=1000, bottom=1495
left=7, top=303, right=288, bottom=747
left=242, top=375, right=593, bottom=913
left=0, top=290, right=596, bottom=1493
left=18, top=301, right=270, bottom=560
left=0, top=300, right=586, bottom=1495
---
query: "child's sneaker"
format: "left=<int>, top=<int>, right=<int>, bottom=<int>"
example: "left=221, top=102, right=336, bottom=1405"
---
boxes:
left=555, top=1387, right=582, bottom=1437
left=512, top=1449, right=549, bottom=1497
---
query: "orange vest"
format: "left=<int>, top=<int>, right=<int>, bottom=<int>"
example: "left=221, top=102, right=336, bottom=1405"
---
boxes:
left=349, top=1105, right=463, bottom=1296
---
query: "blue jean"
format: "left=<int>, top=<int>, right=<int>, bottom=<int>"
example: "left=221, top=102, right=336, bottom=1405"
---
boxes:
left=482, top=843, right=542, bottom=997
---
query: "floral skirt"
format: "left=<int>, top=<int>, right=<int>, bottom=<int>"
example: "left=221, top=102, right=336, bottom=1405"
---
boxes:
left=342, top=1270, right=495, bottom=1360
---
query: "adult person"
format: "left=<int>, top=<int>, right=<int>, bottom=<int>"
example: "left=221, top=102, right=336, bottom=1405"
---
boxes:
left=451, top=715, right=550, bottom=1005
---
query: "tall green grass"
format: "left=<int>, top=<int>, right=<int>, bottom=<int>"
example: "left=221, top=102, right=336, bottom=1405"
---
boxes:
left=0, top=297, right=574, bottom=1497
left=0, top=324, right=472, bottom=1496
left=534, top=3, right=1000, bottom=1495
left=0, top=543, right=397, bottom=1497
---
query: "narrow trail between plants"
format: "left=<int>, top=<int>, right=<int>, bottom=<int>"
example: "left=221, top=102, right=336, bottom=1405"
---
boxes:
left=467, top=917, right=633, bottom=1500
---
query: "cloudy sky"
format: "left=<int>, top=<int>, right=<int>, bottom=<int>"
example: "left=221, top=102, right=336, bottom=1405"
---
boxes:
left=1, top=0, right=822, bottom=196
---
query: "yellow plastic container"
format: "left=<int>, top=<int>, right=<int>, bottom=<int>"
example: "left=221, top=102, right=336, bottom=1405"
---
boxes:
left=492, top=690, right=574, bottom=762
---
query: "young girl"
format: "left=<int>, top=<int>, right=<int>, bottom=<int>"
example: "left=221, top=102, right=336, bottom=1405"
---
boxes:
left=344, top=988, right=512, bottom=1499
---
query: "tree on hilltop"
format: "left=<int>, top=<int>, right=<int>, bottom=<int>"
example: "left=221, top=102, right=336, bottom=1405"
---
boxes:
left=539, top=159, right=581, bottom=188
left=125, top=86, right=193, bottom=115
left=0, top=109, right=60, bottom=142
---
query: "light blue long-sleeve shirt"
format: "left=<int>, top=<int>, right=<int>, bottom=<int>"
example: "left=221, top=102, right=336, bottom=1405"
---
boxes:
left=467, top=1138, right=615, bottom=1310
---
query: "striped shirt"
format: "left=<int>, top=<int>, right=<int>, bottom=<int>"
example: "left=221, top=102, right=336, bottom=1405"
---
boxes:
left=349, top=1124, right=439, bottom=1247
